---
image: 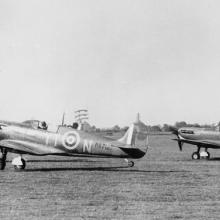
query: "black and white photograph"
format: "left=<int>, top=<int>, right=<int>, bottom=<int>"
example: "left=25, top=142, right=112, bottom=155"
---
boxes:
left=0, top=1, right=220, bottom=219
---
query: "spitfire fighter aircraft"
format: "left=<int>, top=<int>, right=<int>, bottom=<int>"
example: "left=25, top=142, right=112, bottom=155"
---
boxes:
left=171, top=126, right=220, bottom=160
left=0, top=119, right=148, bottom=170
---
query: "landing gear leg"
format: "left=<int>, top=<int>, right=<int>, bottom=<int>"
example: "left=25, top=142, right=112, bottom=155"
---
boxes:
left=0, top=148, right=7, bottom=170
left=206, top=151, right=210, bottom=160
left=192, top=146, right=201, bottom=160
left=12, top=156, right=26, bottom=170
left=124, top=159, right=135, bottom=167
left=205, top=148, right=210, bottom=160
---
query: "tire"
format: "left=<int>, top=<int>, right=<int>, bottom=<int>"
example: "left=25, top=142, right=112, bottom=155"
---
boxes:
left=21, top=158, right=26, bottom=169
left=206, top=151, right=210, bottom=160
left=0, top=159, right=6, bottom=170
left=192, top=152, right=200, bottom=160
left=128, top=161, right=134, bottom=167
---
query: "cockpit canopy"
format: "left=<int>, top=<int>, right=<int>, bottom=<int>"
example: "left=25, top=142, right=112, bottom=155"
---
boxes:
left=22, top=120, right=48, bottom=130
left=179, top=129, right=194, bottom=134
left=56, top=122, right=79, bottom=134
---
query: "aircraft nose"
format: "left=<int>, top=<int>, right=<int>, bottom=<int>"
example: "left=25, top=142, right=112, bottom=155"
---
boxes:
left=169, top=126, right=183, bottom=151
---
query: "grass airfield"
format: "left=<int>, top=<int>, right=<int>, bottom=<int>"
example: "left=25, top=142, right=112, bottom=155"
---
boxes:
left=0, top=134, right=220, bottom=219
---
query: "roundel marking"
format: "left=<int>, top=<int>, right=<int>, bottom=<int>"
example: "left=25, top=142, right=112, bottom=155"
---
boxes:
left=62, top=131, right=80, bottom=150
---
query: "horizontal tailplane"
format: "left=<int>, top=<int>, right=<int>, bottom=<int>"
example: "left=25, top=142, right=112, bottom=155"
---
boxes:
left=119, top=147, right=146, bottom=159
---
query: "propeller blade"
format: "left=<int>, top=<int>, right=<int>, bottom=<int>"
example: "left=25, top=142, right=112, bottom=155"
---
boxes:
left=169, top=126, right=183, bottom=151
left=178, top=140, right=183, bottom=151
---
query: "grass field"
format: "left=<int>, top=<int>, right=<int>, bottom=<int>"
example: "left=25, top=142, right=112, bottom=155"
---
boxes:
left=0, top=134, right=220, bottom=219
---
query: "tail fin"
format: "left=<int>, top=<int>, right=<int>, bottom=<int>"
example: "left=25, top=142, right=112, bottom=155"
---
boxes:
left=118, top=124, right=136, bottom=146
left=118, top=118, right=148, bottom=151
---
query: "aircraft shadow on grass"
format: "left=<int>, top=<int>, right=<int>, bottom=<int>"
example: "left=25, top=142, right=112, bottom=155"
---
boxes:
left=23, top=166, right=189, bottom=173
left=208, top=157, right=220, bottom=161
left=6, top=159, right=99, bottom=163
left=24, top=159, right=95, bottom=163
left=184, top=157, right=220, bottom=161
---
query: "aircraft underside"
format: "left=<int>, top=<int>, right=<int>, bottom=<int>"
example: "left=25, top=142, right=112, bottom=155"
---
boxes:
left=0, top=147, right=136, bottom=171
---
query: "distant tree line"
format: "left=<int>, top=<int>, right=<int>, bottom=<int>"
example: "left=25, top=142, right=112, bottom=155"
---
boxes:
left=148, top=121, right=218, bottom=132
left=97, top=122, right=219, bottom=133
left=149, top=121, right=218, bottom=132
left=82, top=121, right=220, bottom=133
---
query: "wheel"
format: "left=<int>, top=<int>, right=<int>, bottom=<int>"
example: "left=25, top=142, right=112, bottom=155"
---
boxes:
left=0, top=159, right=6, bottom=170
left=14, top=158, right=26, bottom=170
left=128, top=161, right=134, bottom=167
left=192, top=152, right=200, bottom=160
left=206, top=151, right=210, bottom=160
left=0, top=148, right=7, bottom=161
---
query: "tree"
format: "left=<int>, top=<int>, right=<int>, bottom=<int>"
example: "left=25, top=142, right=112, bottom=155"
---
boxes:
left=112, top=125, right=120, bottom=132
left=150, top=125, right=162, bottom=132
left=122, top=126, right=129, bottom=131
left=175, top=121, right=187, bottom=128
left=162, top=124, right=171, bottom=132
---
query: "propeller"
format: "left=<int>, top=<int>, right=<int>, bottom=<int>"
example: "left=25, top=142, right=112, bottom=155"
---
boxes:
left=177, top=139, right=183, bottom=151
left=169, top=126, right=183, bottom=151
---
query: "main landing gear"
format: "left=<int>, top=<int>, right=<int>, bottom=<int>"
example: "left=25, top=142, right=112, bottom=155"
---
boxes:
left=0, top=149, right=26, bottom=171
left=124, top=159, right=135, bottom=167
left=192, top=146, right=210, bottom=160
left=0, top=148, right=7, bottom=170
left=12, top=156, right=26, bottom=170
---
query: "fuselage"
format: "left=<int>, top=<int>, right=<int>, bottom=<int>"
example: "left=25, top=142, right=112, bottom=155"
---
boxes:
left=0, top=120, right=145, bottom=159
left=178, top=127, right=220, bottom=141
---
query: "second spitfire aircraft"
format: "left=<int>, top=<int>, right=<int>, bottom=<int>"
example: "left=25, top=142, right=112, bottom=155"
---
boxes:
left=171, top=126, right=220, bottom=160
left=0, top=118, right=148, bottom=170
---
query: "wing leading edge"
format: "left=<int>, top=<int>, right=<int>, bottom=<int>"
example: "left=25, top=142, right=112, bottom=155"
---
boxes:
left=173, top=138, right=220, bottom=149
left=0, top=139, right=64, bottom=155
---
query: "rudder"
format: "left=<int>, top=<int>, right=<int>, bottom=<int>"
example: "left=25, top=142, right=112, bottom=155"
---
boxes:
left=118, top=116, right=148, bottom=151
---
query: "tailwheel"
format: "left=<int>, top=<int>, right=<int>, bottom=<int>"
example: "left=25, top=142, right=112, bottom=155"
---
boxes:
left=124, top=159, right=135, bottom=167
left=192, top=152, right=200, bottom=160
left=12, top=157, right=26, bottom=171
left=128, top=161, right=135, bottom=167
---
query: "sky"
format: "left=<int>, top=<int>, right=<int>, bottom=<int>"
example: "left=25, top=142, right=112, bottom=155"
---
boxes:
left=1, top=0, right=220, bottom=127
